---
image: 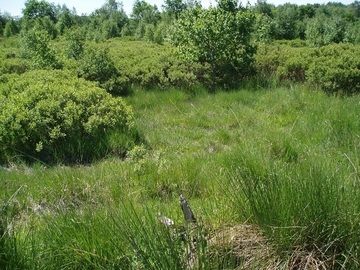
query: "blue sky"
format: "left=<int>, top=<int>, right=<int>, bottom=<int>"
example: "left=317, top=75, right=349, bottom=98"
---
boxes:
left=1, top=0, right=356, bottom=17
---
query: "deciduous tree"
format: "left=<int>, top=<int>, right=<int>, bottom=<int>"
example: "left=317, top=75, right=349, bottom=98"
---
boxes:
left=162, top=0, right=187, bottom=18
left=22, top=0, right=56, bottom=23
left=171, top=0, right=256, bottom=88
left=131, top=0, right=160, bottom=25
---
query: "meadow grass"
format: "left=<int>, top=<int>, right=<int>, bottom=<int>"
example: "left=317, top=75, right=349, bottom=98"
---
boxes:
left=1, top=85, right=360, bottom=268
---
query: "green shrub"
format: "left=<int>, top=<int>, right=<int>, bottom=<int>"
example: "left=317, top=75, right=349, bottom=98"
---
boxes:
left=33, top=16, right=59, bottom=39
left=106, top=40, right=211, bottom=90
left=256, top=43, right=360, bottom=93
left=306, top=44, right=360, bottom=93
left=275, top=49, right=309, bottom=82
left=20, top=28, right=62, bottom=70
left=166, top=59, right=211, bottom=89
left=153, top=25, right=164, bottom=45
left=0, top=58, right=29, bottom=75
left=78, top=46, right=130, bottom=95
left=255, top=45, right=286, bottom=77
left=3, top=20, right=20, bottom=37
left=171, top=3, right=257, bottom=88
left=65, top=27, right=85, bottom=60
left=135, top=22, right=145, bottom=40
left=144, top=24, right=155, bottom=42
left=0, top=70, right=137, bottom=164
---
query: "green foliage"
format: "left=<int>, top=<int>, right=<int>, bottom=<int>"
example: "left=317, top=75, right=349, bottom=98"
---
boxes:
left=78, top=45, right=129, bottom=95
left=133, top=22, right=163, bottom=44
left=56, top=5, right=75, bottom=35
left=0, top=13, right=4, bottom=36
left=253, top=14, right=276, bottom=44
left=255, top=43, right=360, bottom=93
left=105, top=39, right=211, bottom=90
left=3, top=20, right=20, bottom=37
left=131, top=0, right=161, bottom=25
left=344, top=21, right=360, bottom=43
left=102, top=20, right=119, bottom=39
left=0, top=58, right=29, bottom=75
left=254, top=0, right=274, bottom=17
left=5, top=0, right=360, bottom=47
left=273, top=3, right=299, bottom=40
left=22, top=0, right=56, bottom=23
left=135, top=21, right=146, bottom=40
left=120, top=23, right=134, bottom=37
left=65, top=27, right=85, bottom=60
left=171, top=1, right=257, bottom=88
left=2, top=88, right=360, bottom=268
left=306, top=15, right=347, bottom=46
left=144, top=24, right=155, bottom=42
left=33, top=15, right=58, bottom=39
left=74, top=0, right=129, bottom=42
left=153, top=24, right=164, bottom=44
left=298, top=3, right=315, bottom=19
left=0, top=70, right=136, bottom=164
left=20, top=28, right=62, bottom=70
left=306, top=44, right=360, bottom=93
left=162, top=0, right=187, bottom=19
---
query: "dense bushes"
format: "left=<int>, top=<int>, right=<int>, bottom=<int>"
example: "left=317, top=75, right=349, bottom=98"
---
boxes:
left=3, top=35, right=360, bottom=95
left=256, top=43, right=360, bottom=93
left=306, top=44, right=360, bottom=93
left=61, top=39, right=211, bottom=93
left=0, top=57, right=29, bottom=75
left=0, top=70, right=138, bottom=164
left=78, top=46, right=130, bottom=95
left=107, top=39, right=212, bottom=90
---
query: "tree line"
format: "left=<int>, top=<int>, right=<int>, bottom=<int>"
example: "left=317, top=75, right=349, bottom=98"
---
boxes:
left=1, top=0, right=360, bottom=45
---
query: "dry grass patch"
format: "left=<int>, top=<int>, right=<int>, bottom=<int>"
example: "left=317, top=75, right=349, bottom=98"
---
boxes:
left=208, top=223, right=331, bottom=270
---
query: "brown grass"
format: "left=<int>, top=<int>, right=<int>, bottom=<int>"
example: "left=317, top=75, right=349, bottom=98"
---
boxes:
left=208, top=224, right=331, bottom=269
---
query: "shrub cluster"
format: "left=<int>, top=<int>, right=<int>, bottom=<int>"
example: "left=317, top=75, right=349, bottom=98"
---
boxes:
left=0, top=57, right=29, bottom=75
left=256, top=43, right=360, bottom=93
left=0, top=70, right=137, bottom=164
left=107, top=40, right=212, bottom=90
left=77, top=46, right=130, bottom=95
left=20, top=28, right=63, bottom=70
left=61, top=40, right=212, bottom=94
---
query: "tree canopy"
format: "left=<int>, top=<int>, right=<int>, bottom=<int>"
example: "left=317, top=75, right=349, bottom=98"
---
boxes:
left=22, top=0, right=57, bottom=22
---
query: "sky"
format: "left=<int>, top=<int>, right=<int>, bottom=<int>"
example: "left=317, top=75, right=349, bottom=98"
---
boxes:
left=0, top=0, right=356, bottom=18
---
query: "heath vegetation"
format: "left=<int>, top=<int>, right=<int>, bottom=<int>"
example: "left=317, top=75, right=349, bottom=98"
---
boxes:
left=1, top=0, right=360, bottom=269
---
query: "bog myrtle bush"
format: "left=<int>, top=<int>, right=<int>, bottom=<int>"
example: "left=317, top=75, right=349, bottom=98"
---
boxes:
left=0, top=70, right=137, bottom=164
left=65, top=27, right=85, bottom=60
left=256, top=43, right=360, bottom=93
left=107, top=40, right=211, bottom=90
left=0, top=58, right=29, bottom=75
left=306, top=44, right=360, bottom=93
left=78, top=46, right=130, bottom=95
left=20, top=28, right=62, bottom=70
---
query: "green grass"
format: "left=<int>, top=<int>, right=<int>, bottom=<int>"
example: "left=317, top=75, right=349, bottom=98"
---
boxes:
left=1, top=85, right=360, bottom=268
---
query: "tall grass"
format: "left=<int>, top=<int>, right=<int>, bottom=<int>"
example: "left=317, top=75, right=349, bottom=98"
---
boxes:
left=2, top=85, right=360, bottom=268
left=222, top=87, right=360, bottom=267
